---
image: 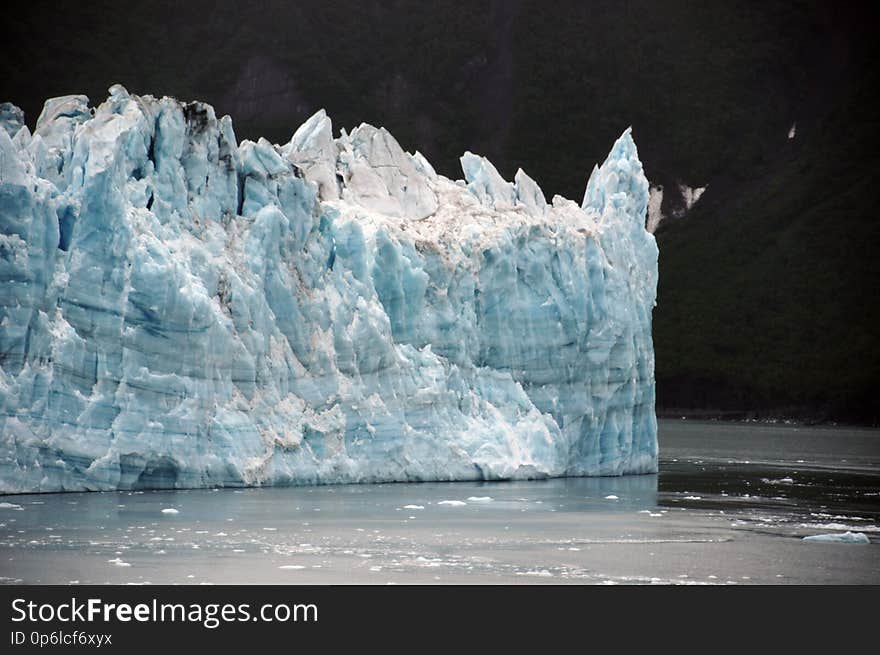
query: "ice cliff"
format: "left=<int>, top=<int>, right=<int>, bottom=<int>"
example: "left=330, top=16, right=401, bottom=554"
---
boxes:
left=0, top=86, right=658, bottom=492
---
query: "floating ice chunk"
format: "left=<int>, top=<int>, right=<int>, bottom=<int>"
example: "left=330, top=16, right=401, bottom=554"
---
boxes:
left=0, top=502, right=23, bottom=510
left=803, top=532, right=870, bottom=544
left=604, top=495, right=619, bottom=500
left=161, top=508, right=179, bottom=515
left=403, top=505, right=424, bottom=510
left=108, top=558, right=131, bottom=567
left=279, top=565, right=307, bottom=570
left=762, top=477, right=794, bottom=485
left=438, top=500, right=467, bottom=507
left=466, top=496, right=493, bottom=503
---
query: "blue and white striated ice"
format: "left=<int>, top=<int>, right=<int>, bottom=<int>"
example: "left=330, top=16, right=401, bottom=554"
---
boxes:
left=0, top=86, right=658, bottom=492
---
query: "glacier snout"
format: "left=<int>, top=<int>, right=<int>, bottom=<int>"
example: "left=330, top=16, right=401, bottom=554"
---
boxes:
left=0, top=86, right=658, bottom=493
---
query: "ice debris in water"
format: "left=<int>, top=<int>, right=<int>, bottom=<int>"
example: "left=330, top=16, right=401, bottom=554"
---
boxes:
left=803, top=532, right=870, bottom=544
left=0, top=85, right=658, bottom=493
left=160, top=508, right=179, bottom=515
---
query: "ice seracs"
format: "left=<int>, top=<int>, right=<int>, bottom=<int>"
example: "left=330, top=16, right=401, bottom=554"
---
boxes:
left=0, top=86, right=659, bottom=493
left=0, top=103, right=25, bottom=138
left=514, top=168, right=548, bottom=216
left=282, top=108, right=339, bottom=201
left=460, top=151, right=517, bottom=211
left=337, top=122, right=437, bottom=219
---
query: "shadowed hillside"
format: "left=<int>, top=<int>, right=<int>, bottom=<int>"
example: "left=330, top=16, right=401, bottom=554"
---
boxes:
left=2, top=0, right=878, bottom=422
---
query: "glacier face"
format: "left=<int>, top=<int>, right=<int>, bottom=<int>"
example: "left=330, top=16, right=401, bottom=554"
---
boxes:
left=0, top=85, right=658, bottom=493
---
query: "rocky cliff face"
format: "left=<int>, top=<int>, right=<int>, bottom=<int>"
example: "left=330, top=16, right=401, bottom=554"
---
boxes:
left=0, top=86, right=658, bottom=493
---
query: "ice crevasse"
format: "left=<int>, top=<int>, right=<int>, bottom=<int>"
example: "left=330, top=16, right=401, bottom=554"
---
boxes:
left=0, top=86, right=658, bottom=493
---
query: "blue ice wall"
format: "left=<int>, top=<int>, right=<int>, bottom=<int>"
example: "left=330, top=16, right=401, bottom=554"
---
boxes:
left=0, top=86, right=658, bottom=492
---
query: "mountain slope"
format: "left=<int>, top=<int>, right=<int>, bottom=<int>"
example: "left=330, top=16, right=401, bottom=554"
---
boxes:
left=2, top=0, right=877, bottom=421
left=654, top=12, right=880, bottom=421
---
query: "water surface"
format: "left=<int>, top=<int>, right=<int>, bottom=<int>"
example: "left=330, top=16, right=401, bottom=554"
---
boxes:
left=2, top=420, right=878, bottom=584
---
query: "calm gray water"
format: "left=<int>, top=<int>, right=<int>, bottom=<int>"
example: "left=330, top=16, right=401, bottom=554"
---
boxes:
left=2, top=419, right=878, bottom=584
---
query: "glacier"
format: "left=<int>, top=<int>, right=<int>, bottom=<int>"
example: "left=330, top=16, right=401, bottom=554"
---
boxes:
left=0, top=85, right=658, bottom=493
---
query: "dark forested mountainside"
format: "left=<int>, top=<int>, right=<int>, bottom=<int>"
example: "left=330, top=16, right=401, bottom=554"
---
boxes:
left=3, top=0, right=878, bottom=422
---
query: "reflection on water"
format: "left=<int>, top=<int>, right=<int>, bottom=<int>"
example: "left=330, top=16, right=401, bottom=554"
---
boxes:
left=2, top=474, right=661, bottom=532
